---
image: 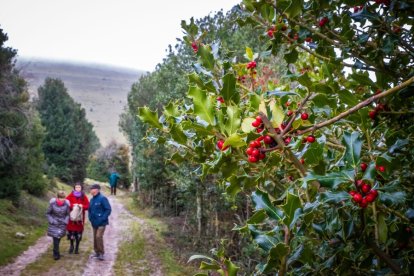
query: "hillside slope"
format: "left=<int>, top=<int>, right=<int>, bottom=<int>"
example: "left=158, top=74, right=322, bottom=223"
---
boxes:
left=16, top=58, right=145, bottom=145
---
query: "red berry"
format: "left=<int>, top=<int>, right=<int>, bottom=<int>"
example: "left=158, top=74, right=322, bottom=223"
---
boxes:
left=360, top=163, right=368, bottom=172
left=217, top=140, right=224, bottom=150
left=369, top=110, right=377, bottom=120
left=248, top=156, right=258, bottom=163
left=300, top=158, right=305, bottom=164
left=280, top=24, right=287, bottom=31
left=369, top=189, right=378, bottom=199
left=361, top=184, right=371, bottom=194
left=318, top=17, right=329, bottom=27
left=251, top=148, right=260, bottom=157
left=301, top=113, right=309, bottom=120
left=375, top=103, right=385, bottom=111
left=359, top=198, right=368, bottom=208
left=257, top=136, right=265, bottom=142
left=267, top=29, right=274, bottom=38
left=247, top=61, right=257, bottom=69
left=263, top=135, right=274, bottom=145
left=255, top=116, right=262, bottom=123
left=365, top=194, right=376, bottom=203
left=191, top=42, right=198, bottom=53
left=353, top=193, right=363, bottom=203
left=285, top=101, right=291, bottom=107
left=377, top=165, right=385, bottom=172
left=216, top=96, right=224, bottom=103
left=258, top=153, right=266, bottom=160
left=287, top=110, right=293, bottom=116
left=249, top=141, right=257, bottom=148
left=246, top=147, right=254, bottom=156
left=252, top=120, right=261, bottom=128
left=306, top=135, right=316, bottom=143
left=256, top=127, right=264, bottom=133
left=305, top=37, right=312, bottom=43
left=254, top=140, right=261, bottom=148
left=284, top=137, right=291, bottom=144
left=349, top=190, right=357, bottom=196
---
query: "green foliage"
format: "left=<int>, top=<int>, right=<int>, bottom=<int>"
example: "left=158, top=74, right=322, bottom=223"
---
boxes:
left=138, top=1, right=414, bottom=275
left=87, top=141, right=131, bottom=188
left=37, top=78, right=100, bottom=183
left=0, top=27, right=47, bottom=201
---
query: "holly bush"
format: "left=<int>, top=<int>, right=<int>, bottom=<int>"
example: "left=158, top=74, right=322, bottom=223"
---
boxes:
left=139, top=0, right=414, bottom=274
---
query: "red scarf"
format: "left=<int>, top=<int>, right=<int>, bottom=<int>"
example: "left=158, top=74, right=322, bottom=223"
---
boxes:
left=56, top=199, right=64, bottom=206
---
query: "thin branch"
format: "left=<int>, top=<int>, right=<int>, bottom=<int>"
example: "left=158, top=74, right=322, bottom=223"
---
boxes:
left=367, top=240, right=403, bottom=275
left=297, top=76, right=414, bottom=135
left=281, top=92, right=313, bottom=137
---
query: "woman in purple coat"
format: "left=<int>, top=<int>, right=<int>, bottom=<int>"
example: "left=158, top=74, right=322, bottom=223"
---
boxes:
left=46, top=190, right=70, bottom=260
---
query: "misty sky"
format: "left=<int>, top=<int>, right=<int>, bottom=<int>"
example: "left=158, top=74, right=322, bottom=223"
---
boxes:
left=0, top=0, right=240, bottom=71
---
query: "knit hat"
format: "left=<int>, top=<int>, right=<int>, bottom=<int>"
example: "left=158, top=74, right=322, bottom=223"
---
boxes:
left=90, top=183, right=101, bottom=190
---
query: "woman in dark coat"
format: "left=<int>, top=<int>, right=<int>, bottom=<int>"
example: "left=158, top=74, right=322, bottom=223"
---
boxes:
left=46, top=190, right=70, bottom=260
left=66, top=183, right=90, bottom=254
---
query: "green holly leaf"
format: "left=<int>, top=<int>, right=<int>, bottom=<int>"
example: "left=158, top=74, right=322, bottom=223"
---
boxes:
left=188, top=86, right=216, bottom=126
left=302, top=142, right=324, bottom=165
left=304, top=170, right=354, bottom=189
left=320, top=191, right=350, bottom=203
left=197, top=45, right=215, bottom=70
left=220, top=73, right=239, bottom=104
left=225, top=105, right=241, bottom=135
left=247, top=209, right=267, bottom=224
left=251, top=189, right=283, bottom=221
left=342, top=131, right=362, bottom=168
left=282, top=193, right=302, bottom=228
left=270, top=100, right=284, bottom=128
left=378, top=213, right=388, bottom=243
left=224, top=259, right=239, bottom=276
left=284, top=0, right=303, bottom=18
left=241, top=117, right=256, bottom=133
left=188, top=72, right=216, bottom=92
left=223, top=133, right=246, bottom=148
left=170, top=124, right=187, bottom=145
left=138, top=106, right=162, bottom=129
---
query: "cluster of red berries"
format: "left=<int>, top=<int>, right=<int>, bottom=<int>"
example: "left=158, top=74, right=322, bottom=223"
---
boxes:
left=353, top=5, right=364, bottom=13
left=305, top=36, right=312, bottom=43
left=216, top=96, right=224, bottom=104
left=237, top=75, right=246, bottom=83
left=246, top=134, right=279, bottom=163
left=267, top=26, right=275, bottom=38
left=318, top=17, right=329, bottom=27
left=349, top=181, right=378, bottom=208
left=251, top=116, right=264, bottom=133
left=369, top=103, right=385, bottom=120
left=247, top=61, right=257, bottom=69
left=246, top=137, right=266, bottom=163
left=191, top=42, right=198, bottom=53
left=216, top=139, right=229, bottom=151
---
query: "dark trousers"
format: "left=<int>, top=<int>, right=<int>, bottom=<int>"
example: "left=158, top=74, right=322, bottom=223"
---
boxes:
left=111, top=185, right=117, bottom=195
left=53, top=237, right=61, bottom=257
left=93, top=226, right=106, bottom=254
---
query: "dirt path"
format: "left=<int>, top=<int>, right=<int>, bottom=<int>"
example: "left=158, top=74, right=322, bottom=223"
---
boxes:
left=0, top=236, right=52, bottom=276
left=0, top=193, right=164, bottom=276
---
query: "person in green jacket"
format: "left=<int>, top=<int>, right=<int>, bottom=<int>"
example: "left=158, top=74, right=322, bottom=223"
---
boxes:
left=108, top=171, right=120, bottom=195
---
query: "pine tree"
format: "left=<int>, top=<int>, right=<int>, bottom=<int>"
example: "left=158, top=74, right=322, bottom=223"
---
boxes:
left=37, top=78, right=99, bottom=183
left=0, top=27, right=47, bottom=200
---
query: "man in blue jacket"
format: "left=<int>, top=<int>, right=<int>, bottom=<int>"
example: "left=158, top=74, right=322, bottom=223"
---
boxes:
left=108, top=171, right=120, bottom=196
left=88, top=184, right=111, bottom=261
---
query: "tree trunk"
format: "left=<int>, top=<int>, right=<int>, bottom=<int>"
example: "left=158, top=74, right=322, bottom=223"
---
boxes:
left=196, top=179, right=205, bottom=239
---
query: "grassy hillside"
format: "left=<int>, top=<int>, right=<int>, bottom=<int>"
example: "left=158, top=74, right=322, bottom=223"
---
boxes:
left=16, top=58, right=145, bottom=145
left=0, top=181, right=72, bottom=266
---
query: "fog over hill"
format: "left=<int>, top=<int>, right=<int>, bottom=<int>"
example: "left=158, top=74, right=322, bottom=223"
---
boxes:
left=16, top=57, right=145, bottom=146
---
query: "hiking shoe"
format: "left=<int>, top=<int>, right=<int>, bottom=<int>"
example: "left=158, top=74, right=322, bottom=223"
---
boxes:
left=98, top=254, right=104, bottom=261
left=90, top=253, right=99, bottom=258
